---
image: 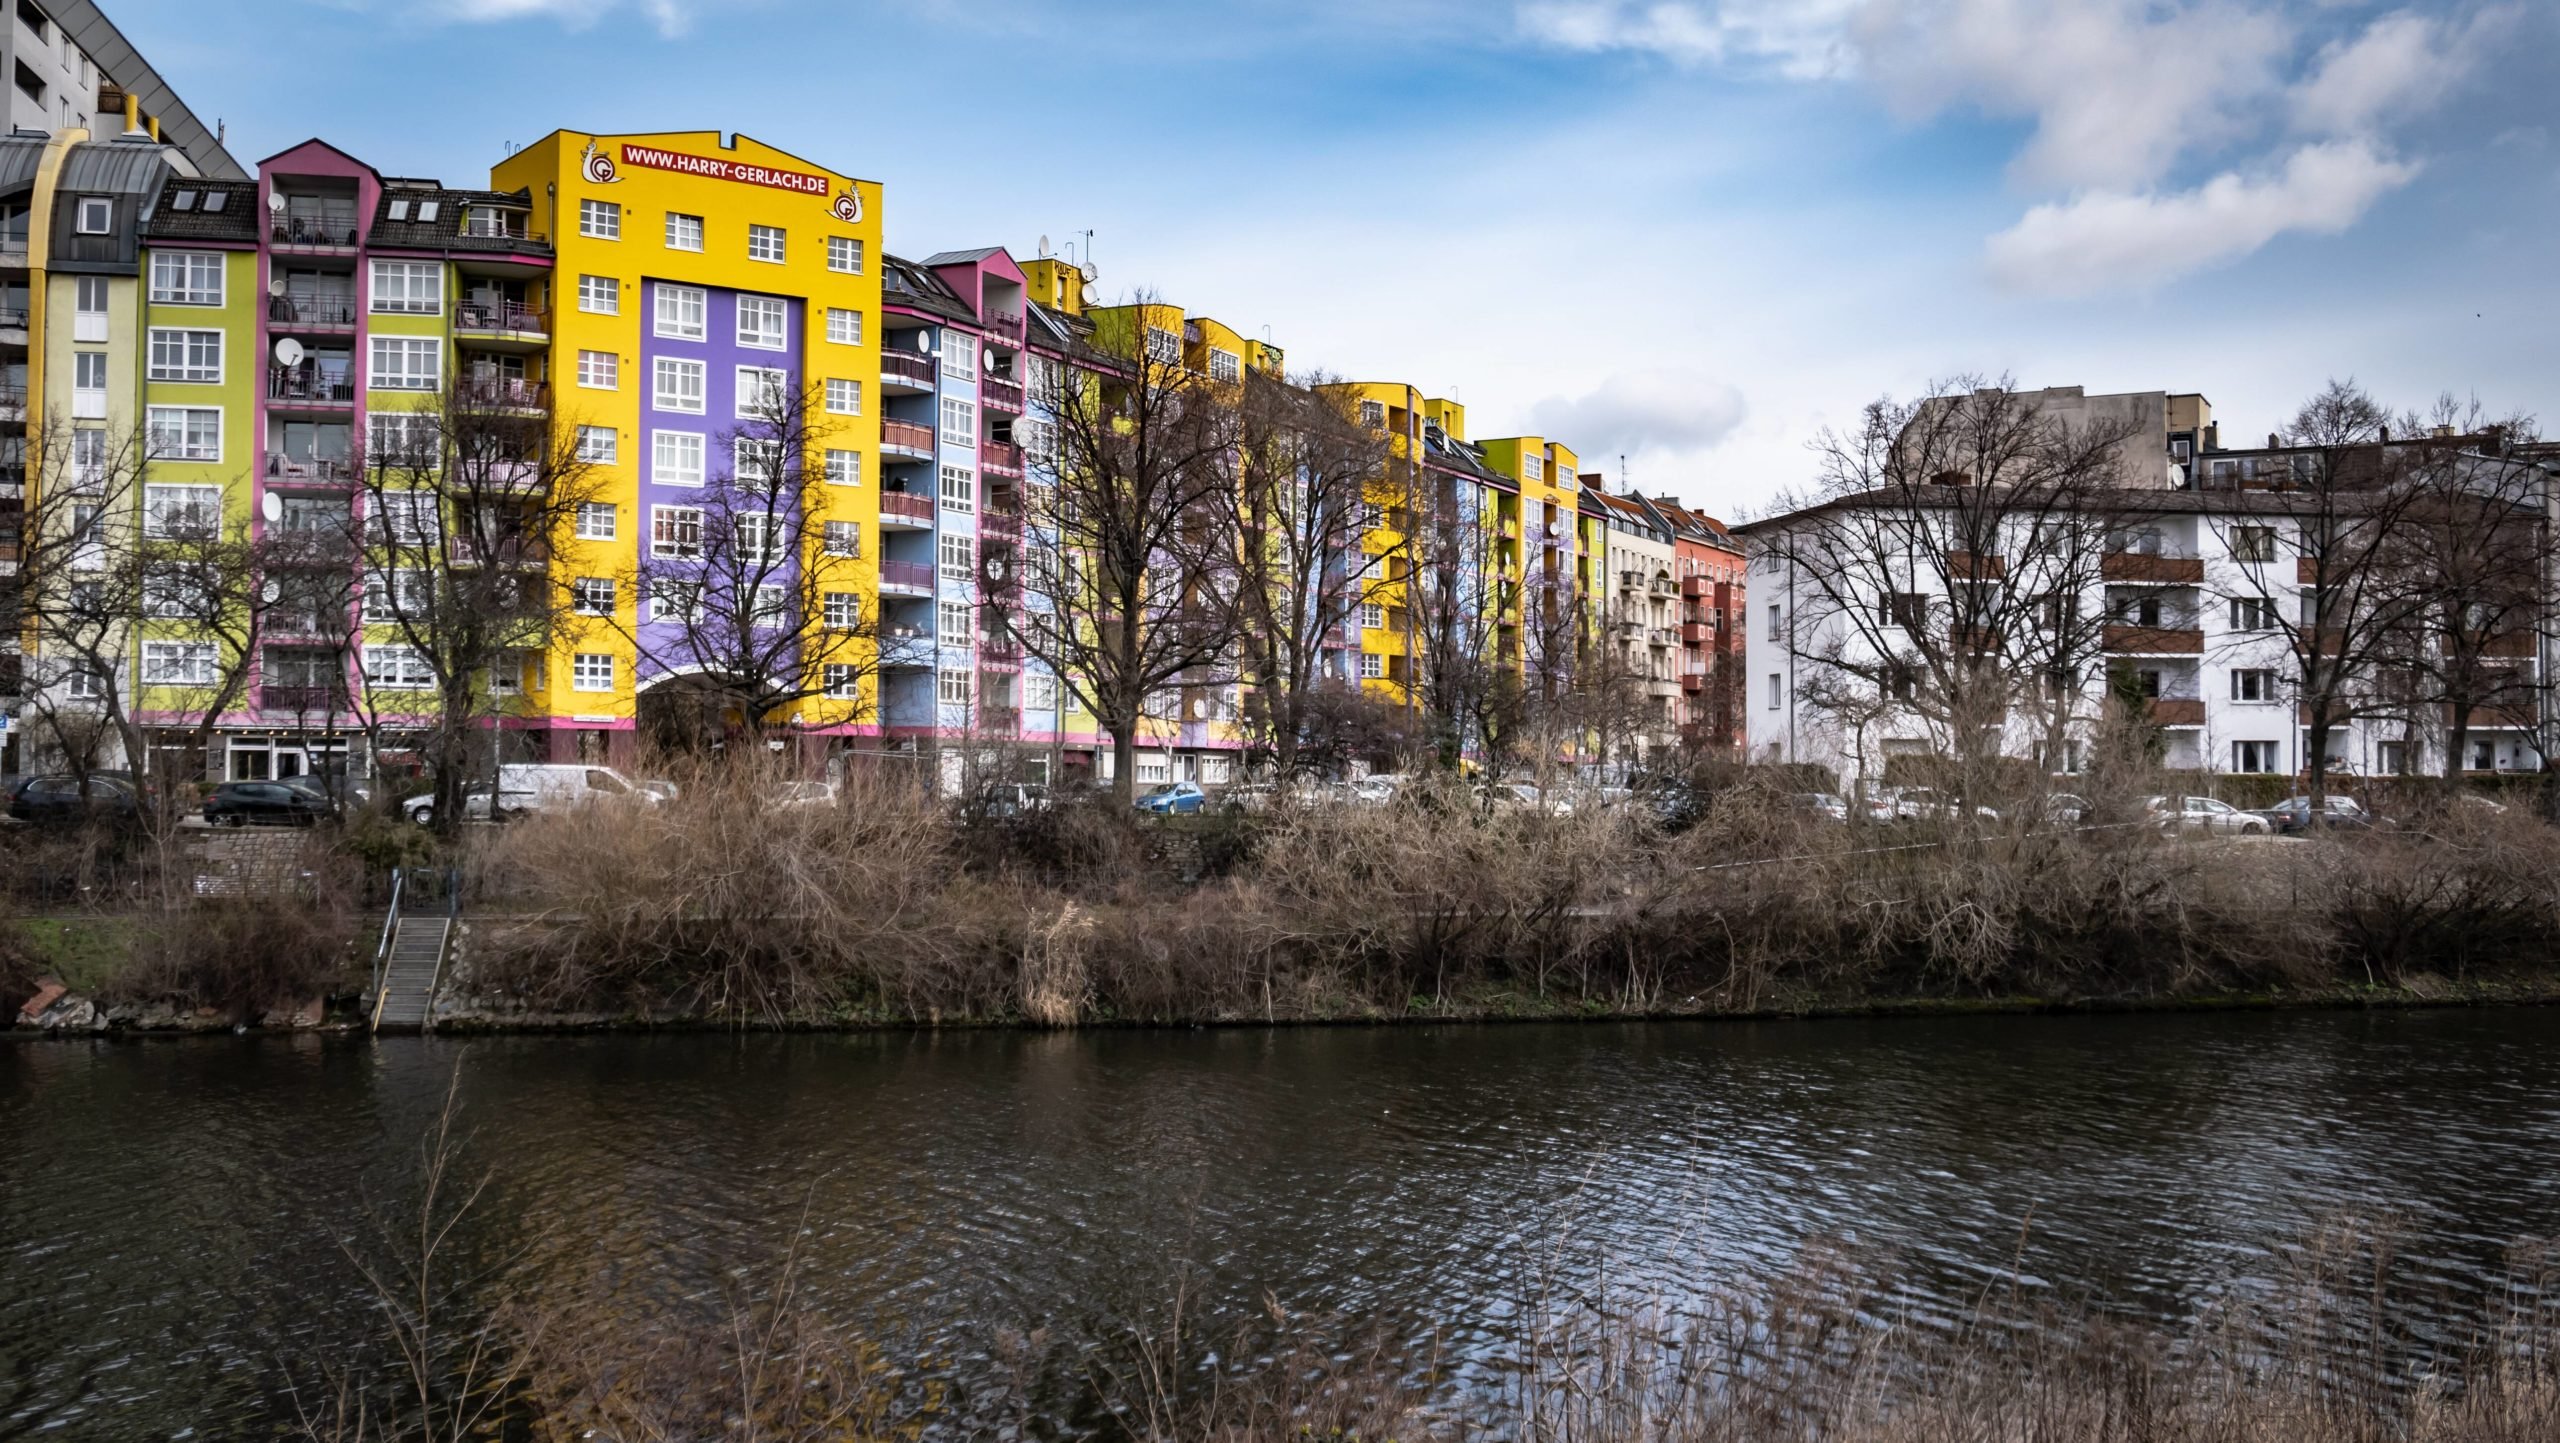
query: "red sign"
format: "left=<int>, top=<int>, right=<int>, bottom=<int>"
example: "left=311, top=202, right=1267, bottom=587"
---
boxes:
left=617, top=144, right=832, bottom=197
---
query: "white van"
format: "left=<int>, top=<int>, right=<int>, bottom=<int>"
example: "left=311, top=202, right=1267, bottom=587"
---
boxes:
left=404, top=764, right=661, bottom=825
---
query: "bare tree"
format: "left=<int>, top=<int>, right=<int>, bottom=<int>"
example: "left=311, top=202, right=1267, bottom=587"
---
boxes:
left=1017, top=313, right=1241, bottom=801
left=350, top=381, right=603, bottom=834
left=2203, top=380, right=2431, bottom=809
left=1758, top=377, right=2133, bottom=806
left=1218, top=372, right=1397, bottom=779
left=1399, top=466, right=1518, bottom=775
left=620, top=380, right=875, bottom=759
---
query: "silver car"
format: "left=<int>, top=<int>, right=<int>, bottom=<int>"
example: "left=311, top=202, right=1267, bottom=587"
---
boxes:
left=2148, top=795, right=2270, bottom=836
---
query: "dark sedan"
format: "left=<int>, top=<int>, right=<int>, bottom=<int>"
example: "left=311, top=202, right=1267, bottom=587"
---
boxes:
left=202, top=781, right=332, bottom=827
left=2256, top=795, right=2385, bottom=835
left=9, top=774, right=138, bottom=824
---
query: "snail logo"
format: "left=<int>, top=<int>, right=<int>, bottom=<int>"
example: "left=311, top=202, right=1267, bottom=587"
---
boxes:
left=580, top=142, right=619, bottom=185
left=830, top=189, right=862, bottom=224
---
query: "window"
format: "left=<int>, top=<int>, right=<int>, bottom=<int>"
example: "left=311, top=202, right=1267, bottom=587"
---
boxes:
left=69, top=427, right=105, bottom=487
left=733, top=436, right=781, bottom=480
left=142, top=565, right=213, bottom=619
left=578, top=273, right=619, bottom=315
left=823, top=664, right=859, bottom=698
left=1358, top=400, right=1385, bottom=427
left=1143, top=326, right=1181, bottom=366
left=647, top=579, right=702, bottom=624
left=827, top=235, right=863, bottom=274
left=746, top=223, right=785, bottom=262
left=736, top=366, right=788, bottom=417
left=143, top=641, right=219, bottom=687
left=942, top=330, right=976, bottom=373
left=578, top=198, right=620, bottom=240
left=1208, top=348, right=1240, bottom=384
left=733, top=512, right=784, bottom=565
left=2376, top=740, right=2408, bottom=776
left=2231, top=740, right=2279, bottom=774
left=575, top=425, right=617, bottom=464
left=1881, top=592, right=1929, bottom=630
left=74, top=196, right=110, bottom=234
left=1358, top=651, right=1382, bottom=680
left=826, top=307, right=862, bottom=346
left=572, top=577, right=616, bottom=616
left=940, top=600, right=971, bottom=644
left=737, top=295, right=787, bottom=350
left=1019, top=417, right=1055, bottom=470
left=823, top=520, right=861, bottom=557
left=358, top=644, right=431, bottom=691
left=651, top=505, right=703, bottom=559
left=145, top=410, right=221, bottom=463
left=650, top=430, right=705, bottom=488
left=2230, top=525, right=2278, bottom=563
left=1025, top=673, right=1057, bottom=711
left=653, top=357, right=705, bottom=413
left=370, top=261, right=441, bottom=314
left=939, top=465, right=975, bottom=513
left=1768, top=673, right=1782, bottom=709
left=938, top=670, right=970, bottom=705
left=149, top=251, right=222, bottom=305
left=2230, top=668, right=2278, bottom=702
left=825, top=378, right=861, bottom=416
left=823, top=591, right=861, bottom=627
left=2470, top=741, right=2495, bottom=772
left=2120, top=595, right=2163, bottom=628
left=940, top=396, right=975, bottom=446
left=64, top=666, right=105, bottom=701
left=1766, top=604, right=1780, bottom=642
left=654, top=283, right=705, bottom=340
left=824, top=448, right=861, bottom=486
left=940, top=532, right=973, bottom=580
left=367, top=411, right=433, bottom=465
left=576, top=348, right=619, bottom=390
left=576, top=501, right=617, bottom=540
left=665, top=211, right=703, bottom=250
left=2228, top=597, right=2276, bottom=631
left=1524, top=454, right=1544, bottom=482
left=371, top=493, right=440, bottom=547
left=415, top=201, right=440, bottom=223
left=572, top=653, right=615, bottom=692
left=73, top=350, right=106, bottom=394
left=369, top=336, right=440, bottom=391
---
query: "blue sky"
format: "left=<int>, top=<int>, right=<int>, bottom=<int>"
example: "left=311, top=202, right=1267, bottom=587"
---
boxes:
left=123, top=0, right=2560, bottom=517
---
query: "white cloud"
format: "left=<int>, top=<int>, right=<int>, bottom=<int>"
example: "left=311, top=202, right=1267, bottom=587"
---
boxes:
left=1516, top=0, right=1862, bottom=80
left=1529, top=371, right=1750, bottom=456
left=1984, top=140, right=2419, bottom=296
left=429, top=0, right=702, bottom=38
left=2291, top=9, right=2486, bottom=137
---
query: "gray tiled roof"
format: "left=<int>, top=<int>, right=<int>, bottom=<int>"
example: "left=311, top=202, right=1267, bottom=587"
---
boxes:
left=369, top=187, right=549, bottom=255
left=141, top=178, right=258, bottom=243
left=919, top=245, right=1007, bottom=267
left=881, top=252, right=977, bottom=324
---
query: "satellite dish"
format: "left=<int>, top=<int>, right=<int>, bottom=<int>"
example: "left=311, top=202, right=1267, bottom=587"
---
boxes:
left=274, top=337, right=305, bottom=367
left=268, top=278, right=286, bottom=298
left=261, top=579, right=280, bottom=602
left=1078, top=282, right=1097, bottom=307
left=266, top=191, right=285, bottom=213
left=915, top=330, right=934, bottom=354
left=1037, top=234, right=1051, bottom=258
left=982, top=350, right=997, bottom=373
left=1077, top=261, right=1098, bottom=284
left=260, top=493, right=282, bottom=524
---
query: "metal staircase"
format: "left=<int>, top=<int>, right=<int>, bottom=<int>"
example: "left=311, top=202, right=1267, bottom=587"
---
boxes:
left=369, top=868, right=459, bottom=1034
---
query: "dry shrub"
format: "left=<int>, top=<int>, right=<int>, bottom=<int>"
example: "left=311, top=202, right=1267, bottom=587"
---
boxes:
left=108, top=835, right=363, bottom=1014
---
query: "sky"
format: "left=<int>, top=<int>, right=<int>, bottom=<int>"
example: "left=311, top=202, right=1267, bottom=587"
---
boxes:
left=114, top=0, right=2560, bottom=520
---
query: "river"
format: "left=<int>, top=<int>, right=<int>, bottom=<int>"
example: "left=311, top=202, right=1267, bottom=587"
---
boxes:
left=5, top=1008, right=2558, bottom=1436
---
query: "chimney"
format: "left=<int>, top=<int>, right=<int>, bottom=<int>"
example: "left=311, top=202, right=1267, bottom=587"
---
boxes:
left=122, top=91, right=144, bottom=138
left=2266, top=432, right=2280, bottom=449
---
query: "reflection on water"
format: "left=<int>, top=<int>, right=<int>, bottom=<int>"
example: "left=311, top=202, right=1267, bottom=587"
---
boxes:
left=5, top=1009, right=2558, bottom=1434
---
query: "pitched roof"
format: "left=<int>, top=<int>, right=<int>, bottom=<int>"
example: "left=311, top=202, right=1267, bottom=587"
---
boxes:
left=919, top=245, right=1006, bottom=266
left=368, top=184, right=548, bottom=256
left=881, top=252, right=977, bottom=324
left=141, top=176, right=258, bottom=242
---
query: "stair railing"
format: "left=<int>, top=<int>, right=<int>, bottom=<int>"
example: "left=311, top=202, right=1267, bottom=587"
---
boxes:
left=368, top=867, right=407, bottom=1034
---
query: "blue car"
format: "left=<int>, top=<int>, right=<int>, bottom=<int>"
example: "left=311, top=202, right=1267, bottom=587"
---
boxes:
left=1135, top=781, right=1208, bottom=815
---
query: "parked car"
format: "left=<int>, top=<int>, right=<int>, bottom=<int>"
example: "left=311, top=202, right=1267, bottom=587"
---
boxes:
left=1485, top=781, right=1575, bottom=815
left=985, top=782, right=1051, bottom=818
left=405, top=764, right=662, bottom=826
left=203, top=780, right=333, bottom=827
left=1135, top=780, right=1209, bottom=815
left=1787, top=792, right=1851, bottom=822
left=766, top=780, right=838, bottom=811
left=2147, top=795, right=2270, bottom=836
left=636, top=778, right=680, bottom=802
left=9, top=774, right=138, bottom=824
left=2256, top=794, right=2384, bottom=835
left=2043, top=793, right=2092, bottom=825
left=278, top=773, right=376, bottom=811
left=1348, top=775, right=1406, bottom=806
left=1890, top=788, right=2001, bottom=822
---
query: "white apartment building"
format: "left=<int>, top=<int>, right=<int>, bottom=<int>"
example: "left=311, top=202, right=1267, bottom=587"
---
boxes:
left=1589, top=486, right=1682, bottom=748
left=1741, top=430, right=2557, bottom=794
left=1, top=1, right=241, bottom=179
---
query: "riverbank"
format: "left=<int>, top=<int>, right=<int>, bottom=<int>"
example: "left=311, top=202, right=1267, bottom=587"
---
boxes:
left=13, top=769, right=2560, bottom=1036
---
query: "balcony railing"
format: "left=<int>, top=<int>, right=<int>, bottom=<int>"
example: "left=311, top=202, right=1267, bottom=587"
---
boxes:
left=879, top=490, right=934, bottom=524
left=259, top=685, right=351, bottom=714
left=2146, top=699, right=2206, bottom=726
left=980, top=438, right=1024, bottom=475
left=0, top=305, right=28, bottom=330
left=454, top=300, right=546, bottom=334
left=269, top=366, right=356, bottom=404
left=879, top=559, right=935, bottom=592
left=456, top=377, right=549, bottom=410
left=2102, top=552, right=2204, bottom=584
left=981, top=376, right=1024, bottom=413
left=266, top=453, right=357, bottom=484
left=982, top=309, right=1024, bottom=341
left=878, top=633, right=933, bottom=668
left=270, top=213, right=362, bottom=248
left=452, top=540, right=547, bottom=570
left=881, top=351, right=936, bottom=389
left=1681, top=621, right=1713, bottom=643
left=2104, top=624, right=2204, bottom=654
left=268, top=294, right=359, bottom=328
left=881, top=417, right=936, bottom=456
left=979, top=506, right=1022, bottom=539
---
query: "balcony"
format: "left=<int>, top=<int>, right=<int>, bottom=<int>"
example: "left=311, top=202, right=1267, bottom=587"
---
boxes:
left=2296, top=557, right=2324, bottom=585
left=453, top=300, right=548, bottom=341
left=2104, top=624, right=2203, bottom=654
left=879, top=559, right=935, bottom=595
left=981, top=376, right=1024, bottom=414
left=259, top=685, right=351, bottom=714
left=878, top=490, right=935, bottom=529
left=980, top=438, right=1024, bottom=476
left=0, top=303, right=27, bottom=335
left=451, top=540, right=547, bottom=571
left=267, top=293, right=359, bottom=332
left=881, top=417, right=937, bottom=460
left=2146, top=699, right=2206, bottom=726
left=1681, top=670, right=1706, bottom=693
left=980, top=505, right=1022, bottom=541
left=878, top=631, right=933, bottom=668
left=1682, top=621, right=1713, bottom=644
left=265, top=453, right=357, bottom=487
left=1947, top=550, right=2006, bottom=580
left=0, top=384, right=22, bottom=422
left=1648, top=627, right=1677, bottom=648
left=977, top=635, right=1022, bottom=666
left=269, top=212, right=362, bottom=251
left=269, top=365, right=356, bottom=408
left=880, top=351, right=936, bottom=395
left=2102, top=551, right=2204, bottom=584
left=2479, top=631, right=2538, bottom=659
left=455, top=377, right=549, bottom=411
left=981, top=309, right=1025, bottom=343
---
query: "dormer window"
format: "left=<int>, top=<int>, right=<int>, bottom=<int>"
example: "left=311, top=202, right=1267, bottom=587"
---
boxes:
left=73, top=196, right=110, bottom=234
left=387, top=199, right=410, bottom=221
left=415, top=201, right=440, bottom=224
